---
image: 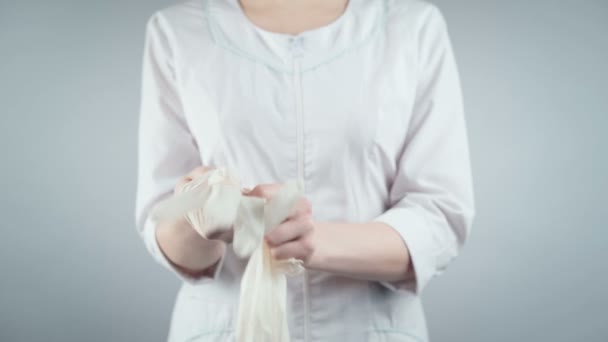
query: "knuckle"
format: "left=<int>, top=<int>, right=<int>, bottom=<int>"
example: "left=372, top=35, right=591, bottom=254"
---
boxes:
left=249, top=185, right=263, bottom=197
left=306, top=216, right=314, bottom=227
left=190, top=166, right=211, bottom=178
left=258, top=187, right=270, bottom=196
left=251, top=184, right=274, bottom=199
left=299, top=217, right=314, bottom=231
left=265, top=233, right=277, bottom=245
left=195, top=166, right=211, bottom=173
left=300, top=237, right=315, bottom=254
left=271, top=247, right=282, bottom=259
left=266, top=228, right=283, bottom=245
left=273, top=246, right=290, bottom=260
left=256, top=184, right=268, bottom=192
left=300, top=198, right=312, bottom=215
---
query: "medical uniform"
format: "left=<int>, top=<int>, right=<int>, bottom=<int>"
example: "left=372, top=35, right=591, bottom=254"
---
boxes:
left=135, top=0, right=475, bottom=341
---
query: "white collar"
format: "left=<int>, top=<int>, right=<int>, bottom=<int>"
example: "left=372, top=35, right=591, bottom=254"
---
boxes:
left=205, top=0, right=387, bottom=73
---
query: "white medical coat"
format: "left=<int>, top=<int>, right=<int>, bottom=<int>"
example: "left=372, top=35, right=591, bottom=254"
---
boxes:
left=135, top=0, right=475, bottom=341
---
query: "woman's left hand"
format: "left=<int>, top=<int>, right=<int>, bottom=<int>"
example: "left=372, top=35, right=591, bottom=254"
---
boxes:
left=245, top=183, right=316, bottom=264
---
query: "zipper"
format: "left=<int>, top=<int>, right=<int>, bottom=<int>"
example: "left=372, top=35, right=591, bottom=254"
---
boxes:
left=303, top=270, right=310, bottom=342
left=293, top=58, right=305, bottom=190
left=292, top=57, right=309, bottom=342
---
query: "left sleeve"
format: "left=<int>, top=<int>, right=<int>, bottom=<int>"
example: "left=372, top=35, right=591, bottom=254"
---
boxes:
left=373, top=5, right=475, bottom=294
left=134, top=12, right=226, bottom=284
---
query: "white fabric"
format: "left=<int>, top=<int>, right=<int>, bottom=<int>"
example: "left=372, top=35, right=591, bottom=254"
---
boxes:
left=135, top=0, right=475, bottom=340
left=151, top=168, right=304, bottom=342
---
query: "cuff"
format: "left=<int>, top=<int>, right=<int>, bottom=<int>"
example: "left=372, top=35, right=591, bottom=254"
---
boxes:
left=373, top=207, right=436, bottom=295
left=141, top=217, right=226, bottom=285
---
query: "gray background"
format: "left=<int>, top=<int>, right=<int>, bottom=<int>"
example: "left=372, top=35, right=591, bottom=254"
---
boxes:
left=1, top=0, right=606, bottom=341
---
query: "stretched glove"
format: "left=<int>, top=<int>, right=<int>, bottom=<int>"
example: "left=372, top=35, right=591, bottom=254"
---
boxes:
left=151, top=167, right=304, bottom=342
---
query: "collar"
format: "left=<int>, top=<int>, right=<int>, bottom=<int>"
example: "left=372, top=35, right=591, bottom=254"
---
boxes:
left=205, top=0, right=386, bottom=73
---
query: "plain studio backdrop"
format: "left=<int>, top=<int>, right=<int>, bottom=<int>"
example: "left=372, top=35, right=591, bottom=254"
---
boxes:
left=1, top=0, right=606, bottom=341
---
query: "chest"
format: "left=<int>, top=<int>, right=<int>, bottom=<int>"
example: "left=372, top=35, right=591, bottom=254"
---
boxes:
left=171, top=24, right=416, bottom=180
left=175, top=32, right=417, bottom=174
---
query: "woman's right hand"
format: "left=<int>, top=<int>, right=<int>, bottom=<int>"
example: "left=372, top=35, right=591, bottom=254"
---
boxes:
left=173, top=165, right=239, bottom=243
left=154, top=164, right=227, bottom=277
left=174, top=165, right=214, bottom=194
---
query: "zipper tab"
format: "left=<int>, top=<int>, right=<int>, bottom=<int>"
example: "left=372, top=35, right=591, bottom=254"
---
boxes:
left=288, top=36, right=305, bottom=57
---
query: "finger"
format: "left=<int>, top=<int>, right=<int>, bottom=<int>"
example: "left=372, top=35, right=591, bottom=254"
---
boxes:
left=265, top=217, right=312, bottom=246
left=270, top=235, right=315, bottom=261
left=174, top=176, right=193, bottom=193
left=205, top=226, right=234, bottom=243
left=286, top=198, right=312, bottom=221
left=175, top=167, right=212, bottom=193
left=245, top=183, right=282, bottom=200
left=188, top=166, right=212, bottom=180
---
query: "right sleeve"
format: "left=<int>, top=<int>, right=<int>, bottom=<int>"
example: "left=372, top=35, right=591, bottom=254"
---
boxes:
left=134, top=12, right=224, bottom=283
left=373, top=5, right=474, bottom=294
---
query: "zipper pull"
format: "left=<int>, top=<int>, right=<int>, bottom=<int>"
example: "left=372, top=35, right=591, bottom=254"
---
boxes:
left=288, top=36, right=305, bottom=57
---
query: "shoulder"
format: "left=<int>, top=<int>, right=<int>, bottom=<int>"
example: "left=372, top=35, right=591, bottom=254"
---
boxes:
left=145, top=1, right=209, bottom=42
left=383, top=0, right=453, bottom=56
left=385, top=0, right=449, bottom=36
left=386, top=0, right=444, bottom=21
left=148, top=0, right=206, bottom=24
left=143, top=0, right=215, bottom=63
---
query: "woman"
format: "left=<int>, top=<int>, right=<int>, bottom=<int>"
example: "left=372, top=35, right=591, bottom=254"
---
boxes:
left=135, top=0, right=474, bottom=341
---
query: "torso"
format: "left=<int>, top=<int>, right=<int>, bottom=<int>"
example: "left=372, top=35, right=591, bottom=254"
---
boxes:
left=151, top=0, right=441, bottom=340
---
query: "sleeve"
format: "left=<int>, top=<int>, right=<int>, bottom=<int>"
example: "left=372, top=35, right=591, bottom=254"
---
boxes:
left=373, top=6, right=475, bottom=294
left=134, top=12, right=225, bottom=284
